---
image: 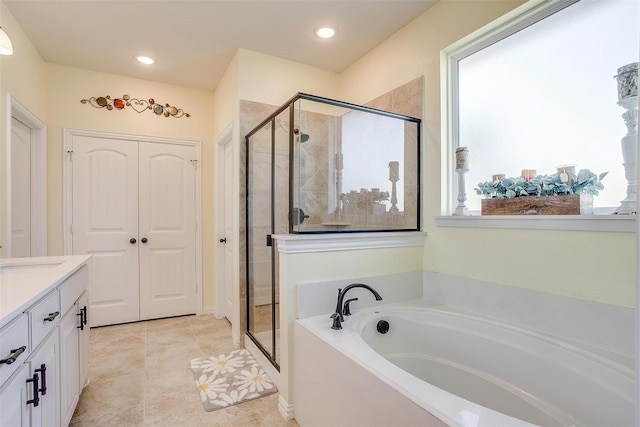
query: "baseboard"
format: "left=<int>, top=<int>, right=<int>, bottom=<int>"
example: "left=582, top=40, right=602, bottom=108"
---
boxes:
left=201, top=305, right=218, bottom=316
left=278, top=395, right=295, bottom=421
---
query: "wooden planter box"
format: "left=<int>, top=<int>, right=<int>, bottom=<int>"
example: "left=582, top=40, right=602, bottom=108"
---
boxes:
left=481, top=194, right=593, bottom=215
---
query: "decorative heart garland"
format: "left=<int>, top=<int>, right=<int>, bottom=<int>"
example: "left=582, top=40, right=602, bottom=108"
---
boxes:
left=128, top=98, right=149, bottom=113
left=80, top=94, right=190, bottom=118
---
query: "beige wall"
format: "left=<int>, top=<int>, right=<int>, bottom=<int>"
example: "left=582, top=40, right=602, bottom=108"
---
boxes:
left=0, top=2, right=47, bottom=119
left=0, top=2, right=218, bottom=306
left=238, top=49, right=340, bottom=105
left=274, top=0, right=636, bottom=409
left=210, top=49, right=240, bottom=315
left=339, top=0, right=636, bottom=308
left=44, top=64, right=216, bottom=305
left=0, top=1, right=48, bottom=256
left=1, top=0, right=635, bottom=317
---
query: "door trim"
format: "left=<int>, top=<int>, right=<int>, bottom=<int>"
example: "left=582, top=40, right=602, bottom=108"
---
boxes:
left=63, top=128, right=203, bottom=315
left=215, top=122, right=233, bottom=319
left=1, top=94, right=47, bottom=257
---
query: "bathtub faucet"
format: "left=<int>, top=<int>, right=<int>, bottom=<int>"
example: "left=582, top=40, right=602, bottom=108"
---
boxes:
left=331, top=283, right=383, bottom=330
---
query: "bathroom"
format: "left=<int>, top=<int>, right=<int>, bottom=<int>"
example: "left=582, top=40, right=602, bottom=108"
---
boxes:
left=0, top=0, right=638, bottom=426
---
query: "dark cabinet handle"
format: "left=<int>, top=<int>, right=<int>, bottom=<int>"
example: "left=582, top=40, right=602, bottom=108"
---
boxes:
left=77, top=310, right=84, bottom=330
left=219, top=238, right=227, bottom=243
left=130, top=238, right=137, bottom=244
left=77, top=306, right=88, bottom=330
left=26, top=373, right=40, bottom=407
left=141, top=237, right=148, bottom=243
left=43, top=311, right=60, bottom=322
left=0, top=345, right=26, bottom=365
left=35, top=364, right=47, bottom=395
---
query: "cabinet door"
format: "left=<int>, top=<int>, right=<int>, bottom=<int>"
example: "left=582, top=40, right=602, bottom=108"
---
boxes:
left=77, top=291, right=90, bottom=389
left=59, top=307, right=80, bottom=427
left=30, top=329, right=60, bottom=427
left=0, top=363, right=30, bottom=427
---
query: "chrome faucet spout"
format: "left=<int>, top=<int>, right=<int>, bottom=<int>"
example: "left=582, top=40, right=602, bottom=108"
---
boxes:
left=330, top=283, right=383, bottom=330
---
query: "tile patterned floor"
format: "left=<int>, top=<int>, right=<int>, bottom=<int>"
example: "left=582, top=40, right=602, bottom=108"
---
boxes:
left=70, top=314, right=299, bottom=427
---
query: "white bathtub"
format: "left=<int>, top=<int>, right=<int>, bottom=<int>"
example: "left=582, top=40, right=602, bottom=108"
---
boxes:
left=292, top=300, right=634, bottom=427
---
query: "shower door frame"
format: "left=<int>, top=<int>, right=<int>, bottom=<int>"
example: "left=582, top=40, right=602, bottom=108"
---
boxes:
left=244, top=93, right=422, bottom=369
left=245, top=100, right=293, bottom=371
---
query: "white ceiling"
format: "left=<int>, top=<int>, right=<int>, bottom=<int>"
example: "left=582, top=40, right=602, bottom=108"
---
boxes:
left=5, top=0, right=437, bottom=91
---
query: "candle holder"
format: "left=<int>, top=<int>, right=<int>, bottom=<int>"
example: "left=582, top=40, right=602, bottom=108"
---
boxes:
left=613, top=62, right=638, bottom=215
left=453, top=147, right=469, bottom=216
left=388, top=161, right=400, bottom=213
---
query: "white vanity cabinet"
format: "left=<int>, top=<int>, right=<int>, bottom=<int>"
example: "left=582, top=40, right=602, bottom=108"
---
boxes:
left=28, top=327, right=60, bottom=427
left=0, top=256, right=91, bottom=427
left=77, top=290, right=90, bottom=388
left=0, top=315, right=30, bottom=426
left=0, top=364, right=30, bottom=426
left=59, top=266, right=89, bottom=426
left=0, top=289, right=61, bottom=427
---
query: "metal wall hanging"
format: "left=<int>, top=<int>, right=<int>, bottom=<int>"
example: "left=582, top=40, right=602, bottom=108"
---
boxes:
left=80, top=94, right=190, bottom=118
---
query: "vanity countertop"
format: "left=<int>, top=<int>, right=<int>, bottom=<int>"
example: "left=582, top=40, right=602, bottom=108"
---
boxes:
left=0, top=255, right=91, bottom=328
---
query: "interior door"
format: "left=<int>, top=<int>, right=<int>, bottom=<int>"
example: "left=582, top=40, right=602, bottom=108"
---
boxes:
left=71, top=136, right=140, bottom=326
left=222, top=140, right=234, bottom=321
left=10, top=118, right=31, bottom=257
left=138, top=142, right=197, bottom=320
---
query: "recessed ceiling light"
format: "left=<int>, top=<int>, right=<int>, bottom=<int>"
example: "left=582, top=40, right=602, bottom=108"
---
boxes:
left=136, top=55, right=155, bottom=65
left=315, top=26, right=336, bottom=39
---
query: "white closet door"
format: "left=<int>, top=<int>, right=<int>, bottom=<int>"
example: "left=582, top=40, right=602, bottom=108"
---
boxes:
left=222, top=140, right=234, bottom=321
left=138, top=142, right=197, bottom=320
left=71, top=136, right=140, bottom=326
left=10, top=118, right=31, bottom=257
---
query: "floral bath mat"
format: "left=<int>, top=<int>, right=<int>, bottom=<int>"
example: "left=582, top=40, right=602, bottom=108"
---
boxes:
left=190, top=349, right=277, bottom=412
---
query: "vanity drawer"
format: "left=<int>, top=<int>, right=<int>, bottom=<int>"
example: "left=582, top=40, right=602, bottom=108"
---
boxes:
left=0, top=314, right=29, bottom=387
left=60, top=265, right=88, bottom=314
left=30, top=289, right=60, bottom=348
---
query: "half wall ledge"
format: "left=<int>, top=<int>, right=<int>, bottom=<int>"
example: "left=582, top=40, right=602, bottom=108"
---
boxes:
left=272, top=231, right=427, bottom=254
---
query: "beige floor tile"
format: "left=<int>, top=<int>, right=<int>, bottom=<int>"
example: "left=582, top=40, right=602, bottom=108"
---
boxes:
left=227, top=395, right=295, bottom=427
left=146, top=344, right=202, bottom=370
left=73, top=372, right=144, bottom=421
left=93, top=321, right=146, bottom=341
left=89, top=350, right=146, bottom=380
left=145, top=315, right=193, bottom=331
left=91, top=334, right=146, bottom=353
left=71, top=315, right=298, bottom=427
left=70, top=402, right=144, bottom=427
left=145, top=365, right=196, bottom=394
left=146, top=338, right=197, bottom=356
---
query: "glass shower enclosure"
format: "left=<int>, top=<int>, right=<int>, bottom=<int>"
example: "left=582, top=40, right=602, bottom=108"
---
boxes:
left=244, top=93, right=421, bottom=369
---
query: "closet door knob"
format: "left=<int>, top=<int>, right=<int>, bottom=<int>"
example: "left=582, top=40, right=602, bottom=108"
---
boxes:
left=141, top=237, right=148, bottom=243
left=130, top=238, right=137, bottom=244
left=219, top=238, right=227, bottom=243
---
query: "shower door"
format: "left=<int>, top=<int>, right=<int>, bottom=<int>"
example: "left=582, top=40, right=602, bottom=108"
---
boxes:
left=245, top=106, right=292, bottom=369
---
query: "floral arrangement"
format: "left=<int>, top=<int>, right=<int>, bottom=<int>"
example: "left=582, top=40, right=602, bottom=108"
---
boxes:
left=342, top=188, right=389, bottom=204
left=475, top=169, right=607, bottom=199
